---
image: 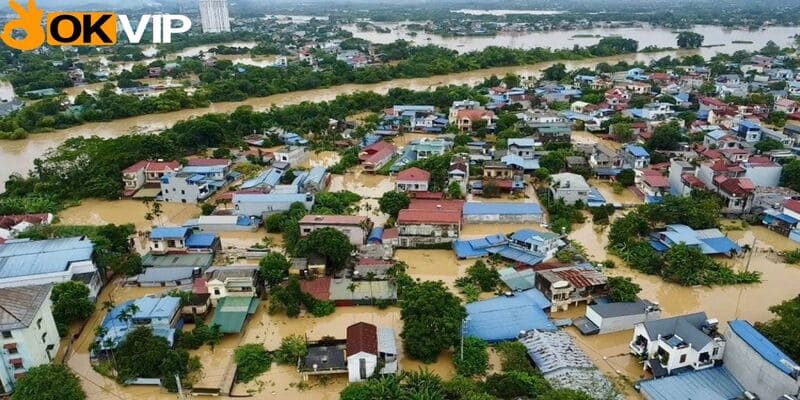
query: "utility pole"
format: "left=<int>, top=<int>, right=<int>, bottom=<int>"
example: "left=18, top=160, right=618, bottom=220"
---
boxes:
left=744, top=236, right=756, bottom=272
left=175, top=374, right=184, bottom=400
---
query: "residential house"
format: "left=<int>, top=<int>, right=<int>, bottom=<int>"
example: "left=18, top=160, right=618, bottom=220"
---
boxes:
left=289, top=255, right=327, bottom=278
left=240, top=168, right=283, bottom=192
left=629, top=312, right=726, bottom=377
left=448, top=100, right=482, bottom=121
left=507, top=138, right=538, bottom=159
left=703, top=129, right=741, bottom=149
left=455, top=109, right=496, bottom=133
left=775, top=98, right=799, bottom=114
left=211, top=296, right=259, bottom=334
left=122, top=160, right=181, bottom=197
left=0, top=213, right=53, bottom=243
left=396, top=199, right=463, bottom=247
left=205, top=266, right=259, bottom=306
left=723, top=320, right=800, bottom=400
left=589, top=144, right=621, bottom=169
left=743, top=156, right=782, bottom=188
left=160, top=172, right=213, bottom=203
left=639, top=174, right=670, bottom=200
left=298, top=215, right=371, bottom=246
left=233, top=193, right=315, bottom=217
left=762, top=199, right=800, bottom=242
left=464, top=290, right=554, bottom=343
left=384, top=105, right=436, bottom=131
left=649, top=224, right=741, bottom=256
left=359, top=141, right=396, bottom=173
left=735, top=120, right=762, bottom=143
left=0, top=285, right=60, bottom=394
left=346, top=322, right=398, bottom=382
left=534, top=263, right=608, bottom=311
left=94, top=296, right=182, bottom=351
left=550, top=173, right=591, bottom=205
left=0, top=237, right=101, bottom=298
left=395, top=167, right=430, bottom=192
left=627, top=103, right=675, bottom=121
left=620, top=145, right=650, bottom=169
left=448, top=158, right=469, bottom=193
left=273, top=146, right=309, bottom=166
left=148, top=227, right=220, bottom=255
left=575, top=299, right=661, bottom=335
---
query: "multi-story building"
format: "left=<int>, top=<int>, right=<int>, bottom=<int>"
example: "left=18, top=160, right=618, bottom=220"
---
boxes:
left=0, top=285, right=60, bottom=395
left=298, top=215, right=371, bottom=246
left=629, top=312, right=726, bottom=378
left=199, top=0, right=230, bottom=33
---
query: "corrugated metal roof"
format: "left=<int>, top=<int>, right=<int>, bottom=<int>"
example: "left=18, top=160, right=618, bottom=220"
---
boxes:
left=465, top=290, right=553, bottom=343
left=150, top=227, right=190, bottom=240
left=212, top=297, right=259, bottom=333
left=463, top=202, right=543, bottom=216
left=0, top=284, right=51, bottom=330
left=728, top=320, right=799, bottom=376
left=638, top=367, right=745, bottom=400
left=185, top=233, right=218, bottom=248
left=0, top=237, right=93, bottom=279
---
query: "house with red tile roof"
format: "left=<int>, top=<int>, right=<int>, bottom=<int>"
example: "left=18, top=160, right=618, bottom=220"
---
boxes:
left=359, top=141, right=396, bottom=173
left=396, top=167, right=431, bottom=192
left=0, top=213, right=54, bottom=241
left=455, top=108, right=496, bottom=133
left=122, top=160, right=181, bottom=196
left=396, top=198, right=464, bottom=248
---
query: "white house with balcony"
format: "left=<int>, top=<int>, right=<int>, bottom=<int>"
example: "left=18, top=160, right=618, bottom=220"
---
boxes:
left=629, top=312, right=726, bottom=378
left=205, top=266, right=259, bottom=306
left=0, top=285, right=60, bottom=395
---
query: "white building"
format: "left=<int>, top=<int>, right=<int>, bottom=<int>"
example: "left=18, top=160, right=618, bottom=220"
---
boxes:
left=298, top=215, right=370, bottom=246
left=205, top=266, right=259, bottom=306
left=629, top=312, right=726, bottom=377
left=233, top=193, right=315, bottom=217
left=199, top=0, right=230, bottom=33
left=0, top=285, right=60, bottom=394
left=346, top=322, right=398, bottom=382
left=0, top=237, right=101, bottom=299
left=549, top=173, right=591, bottom=205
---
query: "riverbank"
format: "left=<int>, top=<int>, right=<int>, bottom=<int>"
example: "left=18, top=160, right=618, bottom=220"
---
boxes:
left=0, top=48, right=705, bottom=189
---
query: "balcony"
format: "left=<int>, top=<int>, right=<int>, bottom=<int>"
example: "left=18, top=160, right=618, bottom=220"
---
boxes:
left=629, top=342, right=646, bottom=355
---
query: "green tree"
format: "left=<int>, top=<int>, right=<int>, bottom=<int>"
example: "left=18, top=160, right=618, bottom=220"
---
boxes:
left=234, top=344, right=272, bottom=383
left=11, top=364, right=86, bottom=400
left=496, top=341, right=535, bottom=373
left=265, top=213, right=288, bottom=233
left=51, top=281, right=95, bottom=336
left=616, top=169, right=635, bottom=187
left=676, top=32, right=705, bottom=49
left=607, top=276, right=642, bottom=302
left=114, top=327, right=171, bottom=382
left=783, top=159, right=800, bottom=192
left=756, top=295, right=800, bottom=362
left=484, top=371, right=552, bottom=399
left=453, top=337, right=489, bottom=376
left=610, top=122, right=634, bottom=143
left=646, top=120, right=683, bottom=151
left=274, top=334, right=308, bottom=365
left=465, top=260, right=500, bottom=292
left=259, top=251, right=292, bottom=286
left=401, top=281, right=466, bottom=362
left=754, top=138, right=784, bottom=153
left=542, top=63, right=567, bottom=81
left=301, top=228, right=354, bottom=271
left=378, top=191, right=411, bottom=218
left=447, top=181, right=464, bottom=199
left=200, top=203, right=216, bottom=215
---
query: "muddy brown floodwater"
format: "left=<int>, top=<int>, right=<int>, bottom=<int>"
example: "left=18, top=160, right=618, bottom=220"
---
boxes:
left=1, top=49, right=711, bottom=191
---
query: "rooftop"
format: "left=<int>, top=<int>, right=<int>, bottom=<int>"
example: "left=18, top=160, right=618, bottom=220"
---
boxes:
left=638, top=367, right=744, bottom=400
left=728, top=320, right=799, bottom=376
left=299, top=215, right=368, bottom=226
left=0, top=237, right=94, bottom=279
left=463, top=202, right=543, bottom=216
left=465, top=290, right=553, bottom=343
left=0, top=284, right=51, bottom=331
left=396, top=167, right=431, bottom=182
left=346, top=322, right=378, bottom=357
left=641, top=312, right=714, bottom=351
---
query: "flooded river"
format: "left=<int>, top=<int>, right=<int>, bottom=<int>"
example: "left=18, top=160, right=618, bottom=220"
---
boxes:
left=344, top=23, right=799, bottom=57
left=0, top=50, right=709, bottom=190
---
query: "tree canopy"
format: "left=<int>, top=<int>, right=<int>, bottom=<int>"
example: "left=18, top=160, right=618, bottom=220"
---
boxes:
left=259, top=251, right=292, bottom=287
left=400, top=281, right=466, bottom=363
left=379, top=191, right=411, bottom=218
left=11, top=364, right=85, bottom=400
left=607, top=276, right=642, bottom=302
left=756, top=295, right=800, bottom=362
left=676, top=31, right=705, bottom=49
left=51, top=281, right=95, bottom=336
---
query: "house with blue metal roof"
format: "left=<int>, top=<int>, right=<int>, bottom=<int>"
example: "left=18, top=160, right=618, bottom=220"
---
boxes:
left=94, top=296, right=183, bottom=352
left=453, top=234, right=508, bottom=259
left=233, top=192, right=315, bottom=217
left=462, top=202, right=544, bottom=224
left=453, top=229, right=562, bottom=266
left=620, top=144, right=651, bottom=169
left=464, top=290, right=554, bottom=343
left=240, top=168, right=284, bottom=191
left=148, top=227, right=220, bottom=255
left=649, top=224, right=742, bottom=256
left=637, top=367, right=746, bottom=400
left=0, top=237, right=101, bottom=298
left=723, top=320, right=800, bottom=400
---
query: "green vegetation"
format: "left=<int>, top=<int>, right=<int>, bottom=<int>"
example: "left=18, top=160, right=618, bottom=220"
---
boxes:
left=783, top=159, right=800, bottom=193
left=607, top=276, right=642, bottom=302
left=608, top=195, right=761, bottom=286
left=496, top=341, right=536, bottom=373
left=401, top=281, right=467, bottom=363
left=539, top=194, right=586, bottom=234
left=379, top=191, right=411, bottom=218
left=259, top=252, right=292, bottom=286
left=274, top=334, right=308, bottom=365
left=453, top=338, right=490, bottom=377
left=676, top=31, right=705, bottom=49
left=177, top=320, right=223, bottom=350
left=114, top=327, right=201, bottom=392
left=781, top=249, right=800, bottom=265
left=50, top=281, right=95, bottom=336
left=234, top=344, right=273, bottom=383
left=756, top=295, right=800, bottom=362
left=460, top=260, right=500, bottom=292
left=11, top=364, right=86, bottom=400
left=329, top=147, right=360, bottom=175
left=269, top=276, right=336, bottom=318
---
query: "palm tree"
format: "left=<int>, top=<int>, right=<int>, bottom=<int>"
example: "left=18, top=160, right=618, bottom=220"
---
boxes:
left=365, top=271, right=377, bottom=305
left=101, top=300, right=115, bottom=312
left=347, top=282, right=359, bottom=304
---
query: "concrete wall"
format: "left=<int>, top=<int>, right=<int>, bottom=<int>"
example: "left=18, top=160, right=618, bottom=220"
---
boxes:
left=588, top=309, right=662, bottom=335
left=723, top=327, right=798, bottom=400
left=299, top=224, right=366, bottom=246
left=744, top=165, right=782, bottom=188
left=463, top=214, right=544, bottom=224
left=552, top=188, right=589, bottom=205
left=347, top=352, right=377, bottom=382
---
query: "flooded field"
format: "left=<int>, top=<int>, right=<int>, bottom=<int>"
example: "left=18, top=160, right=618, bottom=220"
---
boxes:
left=588, top=179, right=643, bottom=205
left=0, top=49, right=715, bottom=190
left=58, top=199, right=200, bottom=231
left=344, top=23, right=799, bottom=57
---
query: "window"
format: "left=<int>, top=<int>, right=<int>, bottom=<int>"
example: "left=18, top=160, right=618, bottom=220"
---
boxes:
left=1, top=331, right=11, bottom=339
left=712, top=347, right=719, bottom=356
left=41, top=332, right=47, bottom=343
left=214, top=289, right=221, bottom=295
left=37, top=318, right=42, bottom=330
left=679, top=354, right=686, bottom=363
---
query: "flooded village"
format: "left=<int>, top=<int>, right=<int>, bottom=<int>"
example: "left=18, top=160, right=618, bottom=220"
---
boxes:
left=2, top=1, right=800, bottom=400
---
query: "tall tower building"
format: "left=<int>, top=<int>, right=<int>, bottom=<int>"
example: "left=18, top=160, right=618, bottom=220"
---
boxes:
left=199, top=0, right=231, bottom=33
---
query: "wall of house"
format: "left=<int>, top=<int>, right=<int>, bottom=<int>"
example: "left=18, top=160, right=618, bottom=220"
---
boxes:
left=162, top=178, right=203, bottom=204
left=744, top=165, right=782, bottom=188
left=123, top=170, right=145, bottom=190
left=723, top=328, right=798, bottom=400
left=552, top=188, right=589, bottom=205
left=0, top=296, right=60, bottom=393
left=0, top=262, right=100, bottom=299
left=234, top=198, right=314, bottom=217
left=588, top=309, right=661, bottom=335
left=396, top=181, right=429, bottom=192
left=347, top=352, right=378, bottom=382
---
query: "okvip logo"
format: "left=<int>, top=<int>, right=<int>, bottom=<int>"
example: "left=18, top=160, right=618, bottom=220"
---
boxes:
left=1, top=0, right=191, bottom=51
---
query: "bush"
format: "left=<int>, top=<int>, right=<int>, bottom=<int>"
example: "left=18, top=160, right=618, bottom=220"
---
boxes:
left=453, top=337, right=489, bottom=376
left=274, top=334, right=308, bottom=365
left=234, top=344, right=272, bottom=383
